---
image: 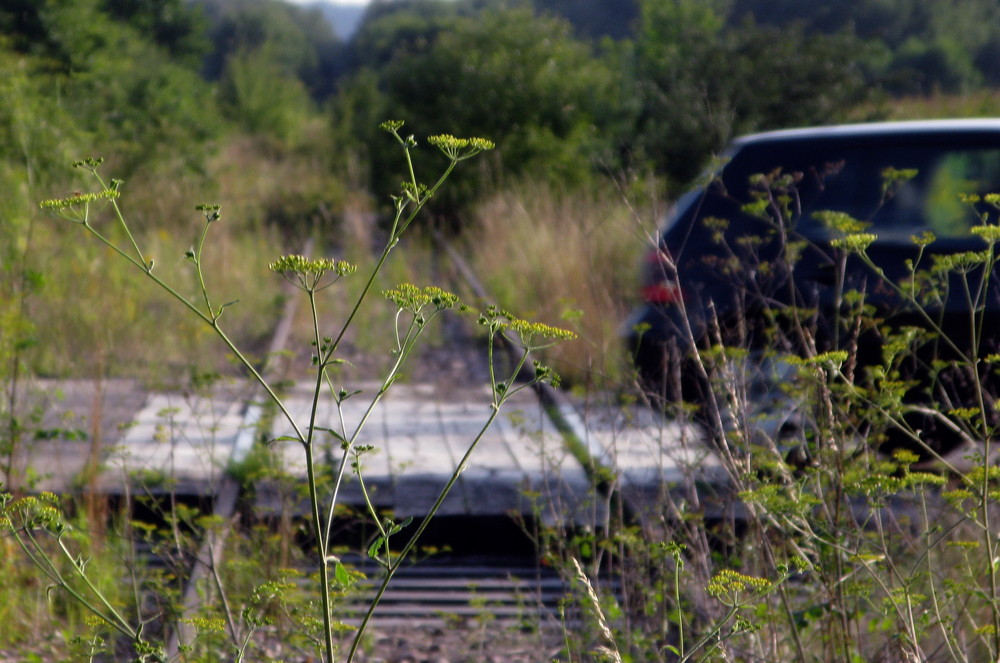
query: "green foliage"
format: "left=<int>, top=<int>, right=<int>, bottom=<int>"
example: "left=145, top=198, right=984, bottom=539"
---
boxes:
left=102, top=0, right=212, bottom=67
left=218, top=46, right=316, bottom=143
left=730, top=0, right=1000, bottom=95
left=0, top=0, right=220, bottom=168
left=600, top=174, right=1000, bottom=661
left=11, top=0, right=1000, bottom=656
left=337, top=0, right=879, bottom=202
left=17, top=124, right=574, bottom=663
left=534, top=0, right=640, bottom=40
left=629, top=0, right=871, bottom=187
left=202, top=0, right=343, bottom=100
left=335, top=5, right=617, bottom=217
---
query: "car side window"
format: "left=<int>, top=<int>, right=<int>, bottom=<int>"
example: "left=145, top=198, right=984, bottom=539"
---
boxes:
left=923, top=150, right=1000, bottom=238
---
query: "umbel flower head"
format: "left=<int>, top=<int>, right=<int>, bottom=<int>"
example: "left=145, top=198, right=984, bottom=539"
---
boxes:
left=428, top=134, right=495, bottom=161
left=39, top=188, right=121, bottom=210
left=378, top=120, right=494, bottom=162
left=39, top=187, right=121, bottom=223
left=269, top=254, right=356, bottom=291
left=707, top=568, right=770, bottom=605
left=478, top=305, right=576, bottom=348
left=382, top=283, right=461, bottom=314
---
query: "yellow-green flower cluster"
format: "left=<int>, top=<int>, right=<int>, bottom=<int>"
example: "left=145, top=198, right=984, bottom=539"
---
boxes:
left=195, top=203, right=222, bottom=223
left=269, top=254, right=355, bottom=291
left=880, top=167, right=918, bottom=187
left=932, top=250, right=991, bottom=273
left=739, top=484, right=820, bottom=515
left=428, top=134, right=495, bottom=161
left=943, top=489, right=974, bottom=508
left=911, top=230, right=936, bottom=247
left=379, top=120, right=405, bottom=133
left=787, top=350, right=848, bottom=368
left=400, top=181, right=429, bottom=203
left=830, top=233, right=877, bottom=253
left=707, top=568, right=770, bottom=604
left=972, top=224, right=1000, bottom=243
left=479, top=306, right=576, bottom=345
left=891, top=449, right=921, bottom=466
left=382, top=283, right=460, bottom=313
left=181, top=616, right=226, bottom=633
left=505, top=316, right=577, bottom=342
left=848, top=553, right=885, bottom=564
left=960, top=192, right=1000, bottom=207
left=270, top=255, right=354, bottom=276
left=3, top=492, right=66, bottom=534
left=84, top=614, right=111, bottom=629
left=814, top=210, right=869, bottom=234
left=39, top=188, right=120, bottom=211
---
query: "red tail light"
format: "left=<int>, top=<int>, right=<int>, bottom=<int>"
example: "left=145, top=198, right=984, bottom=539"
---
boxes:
left=641, top=248, right=685, bottom=304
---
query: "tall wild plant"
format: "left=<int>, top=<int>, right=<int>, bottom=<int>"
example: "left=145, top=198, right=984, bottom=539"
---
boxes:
left=2, top=122, right=574, bottom=662
left=542, top=170, right=1000, bottom=662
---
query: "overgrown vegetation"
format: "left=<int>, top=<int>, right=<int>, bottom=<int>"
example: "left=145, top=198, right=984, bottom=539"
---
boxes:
left=4, top=125, right=576, bottom=661
left=5, top=0, right=1000, bottom=660
left=3, top=0, right=1000, bottom=383
left=534, top=170, right=1000, bottom=662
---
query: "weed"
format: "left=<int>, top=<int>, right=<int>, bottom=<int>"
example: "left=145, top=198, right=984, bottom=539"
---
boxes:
left=4, top=123, right=575, bottom=662
left=533, top=167, right=1000, bottom=662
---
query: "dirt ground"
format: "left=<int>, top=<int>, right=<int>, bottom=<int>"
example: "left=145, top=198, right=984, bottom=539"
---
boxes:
left=337, top=621, right=566, bottom=663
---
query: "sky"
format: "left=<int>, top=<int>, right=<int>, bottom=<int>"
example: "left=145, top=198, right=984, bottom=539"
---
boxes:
left=285, top=0, right=371, bottom=5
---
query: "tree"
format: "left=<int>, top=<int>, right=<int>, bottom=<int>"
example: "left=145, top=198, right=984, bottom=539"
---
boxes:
left=335, top=5, right=617, bottom=219
left=629, top=0, right=871, bottom=188
left=0, top=0, right=220, bottom=165
left=729, top=0, right=1000, bottom=95
left=101, top=0, right=211, bottom=68
left=201, top=0, right=342, bottom=99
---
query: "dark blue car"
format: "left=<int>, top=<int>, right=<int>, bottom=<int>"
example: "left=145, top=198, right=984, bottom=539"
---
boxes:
left=627, top=119, right=1000, bottom=457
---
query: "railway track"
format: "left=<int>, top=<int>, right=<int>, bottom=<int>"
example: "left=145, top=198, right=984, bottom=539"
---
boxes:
left=338, top=553, right=568, bottom=627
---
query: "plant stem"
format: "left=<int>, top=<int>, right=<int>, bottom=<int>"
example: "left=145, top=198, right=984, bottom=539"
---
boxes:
left=347, top=346, right=532, bottom=662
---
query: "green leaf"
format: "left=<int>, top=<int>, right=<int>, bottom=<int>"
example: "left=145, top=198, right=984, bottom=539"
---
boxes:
left=268, top=435, right=301, bottom=444
left=334, top=561, right=351, bottom=588
left=314, top=427, right=347, bottom=444
left=367, top=536, right=385, bottom=560
left=387, top=516, right=413, bottom=537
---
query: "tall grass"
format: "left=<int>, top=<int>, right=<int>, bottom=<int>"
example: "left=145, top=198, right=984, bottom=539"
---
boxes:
left=856, top=89, right=1000, bottom=121
left=19, top=134, right=355, bottom=383
left=465, top=180, right=656, bottom=388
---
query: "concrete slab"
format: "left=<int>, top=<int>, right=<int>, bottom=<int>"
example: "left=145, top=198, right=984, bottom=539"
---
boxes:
left=7, top=378, right=728, bottom=525
left=562, top=401, right=724, bottom=484
left=99, top=391, right=248, bottom=494
left=5, top=379, right=147, bottom=493
left=558, top=400, right=732, bottom=521
left=267, top=381, right=592, bottom=517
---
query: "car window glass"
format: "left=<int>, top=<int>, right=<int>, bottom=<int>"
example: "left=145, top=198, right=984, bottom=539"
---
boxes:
left=714, top=142, right=1000, bottom=243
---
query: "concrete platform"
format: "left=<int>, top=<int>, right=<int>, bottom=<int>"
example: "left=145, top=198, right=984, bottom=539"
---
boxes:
left=6, top=378, right=727, bottom=522
left=98, top=391, right=249, bottom=495
left=5, top=379, right=147, bottom=493
left=266, top=381, right=592, bottom=518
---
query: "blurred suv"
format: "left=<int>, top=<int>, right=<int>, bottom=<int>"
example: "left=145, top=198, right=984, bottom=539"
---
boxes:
left=626, top=119, right=1000, bottom=456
